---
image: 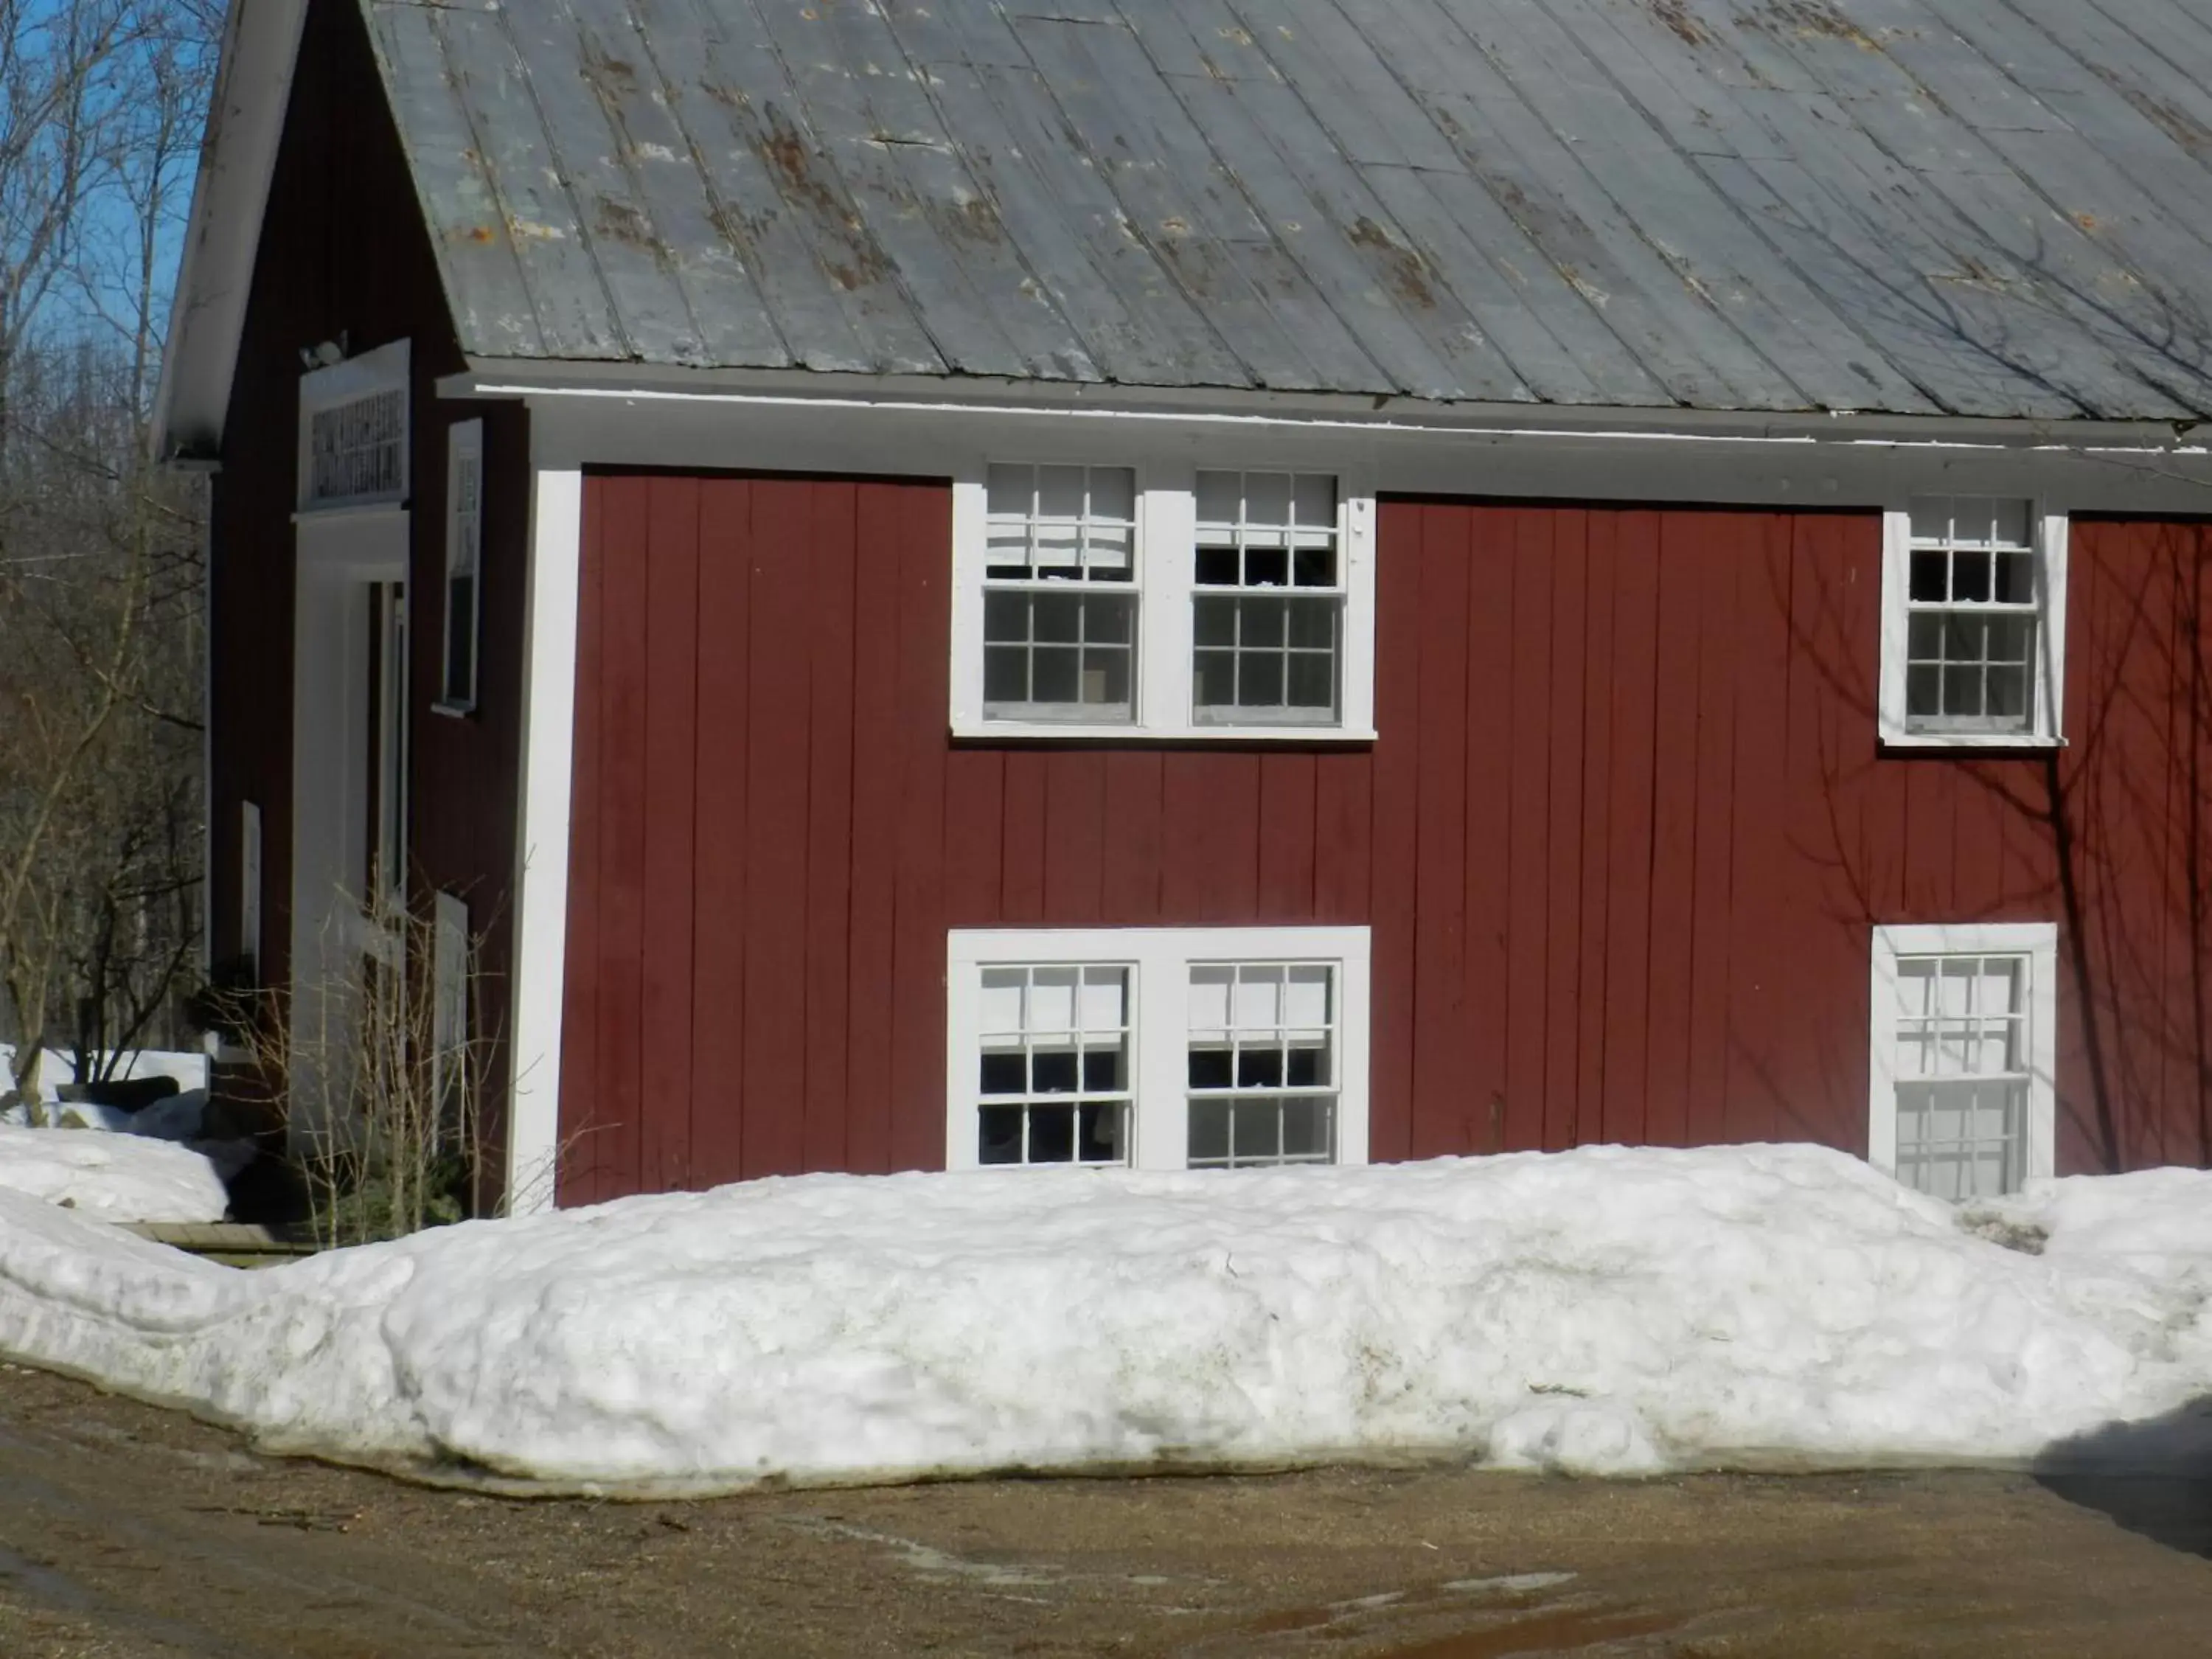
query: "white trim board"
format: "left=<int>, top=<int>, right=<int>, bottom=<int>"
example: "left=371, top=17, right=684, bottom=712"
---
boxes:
left=504, top=467, right=583, bottom=1214
left=514, top=394, right=2212, bottom=518
left=154, top=0, right=310, bottom=460
left=945, top=925, right=1372, bottom=1175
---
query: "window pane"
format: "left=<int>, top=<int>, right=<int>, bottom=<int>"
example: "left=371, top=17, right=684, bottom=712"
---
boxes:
left=1909, top=549, right=1949, bottom=602
left=1231, top=1099, right=1279, bottom=1161
left=1189, top=1099, right=1231, bottom=1164
left=1281, top=1098, right=1332, bottom=1158
left=1195, top=470, right=1240, bottom=524
left=1287, top=597, right=1336, bottom=649
left=979, top=1106, right=1024, bottom=1165
left=1905, top=663, right=1941, bottom=719
left=1990, top=498, right=2032, bottom=548
left=1293, top=474, right=1337, bottom=528
left=988, top=463, right=1034, bottom=517
left=1189, top=1046, right=1234, bottom=1089
left=1952, top=549, right=1992, bottom=603
left=1196, top=544, right=1240, bottom=587
left=1037, top=465, right=1086, bottom=521
left=979, top=1051, right=1026, bottom=1095
left=1029, top=1105, right=1077, bottom=1162
left=1079, top=1103, right=1125, bottom=1164
left=1245, top=472, right=1292, bottom=526
left=1089, top=467, right=1135, bottom=523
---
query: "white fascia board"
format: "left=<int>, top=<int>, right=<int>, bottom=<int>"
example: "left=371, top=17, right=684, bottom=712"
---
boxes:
left=443, top=359, right=2212, bottom=455
left=156, top=0, right=310, bottom=462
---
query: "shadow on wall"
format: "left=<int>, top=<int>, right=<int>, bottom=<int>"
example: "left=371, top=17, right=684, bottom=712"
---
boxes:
left=2034, top=1397, right=2212, bottom=1558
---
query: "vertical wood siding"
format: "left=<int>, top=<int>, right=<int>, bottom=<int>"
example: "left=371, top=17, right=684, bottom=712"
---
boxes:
left=560, top=479, right=2212, bottom=1203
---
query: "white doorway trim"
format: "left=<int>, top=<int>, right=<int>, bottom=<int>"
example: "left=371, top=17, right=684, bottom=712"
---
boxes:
left=291, top=506, right=408, bottom=1139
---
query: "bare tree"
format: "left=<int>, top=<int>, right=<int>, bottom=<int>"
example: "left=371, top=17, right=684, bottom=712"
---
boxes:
left=0, top=0, right=215, bottom=1096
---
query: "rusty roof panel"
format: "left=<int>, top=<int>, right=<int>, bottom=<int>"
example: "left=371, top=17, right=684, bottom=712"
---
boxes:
left=364, top=0, right=2212, bottom=419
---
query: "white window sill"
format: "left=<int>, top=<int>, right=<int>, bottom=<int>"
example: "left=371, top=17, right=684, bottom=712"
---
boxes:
left=953, top=719, right=1377, bottom=744
left=292, top=499, right=408, bottom=524
left=430, top=700, right=477, bottom=720
left=1878, top=731, right=2067, bottom=752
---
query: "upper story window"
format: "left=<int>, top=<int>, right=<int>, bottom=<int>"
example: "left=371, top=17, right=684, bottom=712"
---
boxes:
left=1879, top=497, right=2066, bottom=748
left=1868, top=922, right=2056, bottom=1201
left=951, top=460, right=1376, bottom=741
left=1194, top=471, right=1343, bottom=726
left=296, top=338, right=411, bottom=512
left=438, top=420, right=484, bottom=713
left=982, top=465, right=1136, bottom=723
left=947, top=926, right=1371, bottom=1172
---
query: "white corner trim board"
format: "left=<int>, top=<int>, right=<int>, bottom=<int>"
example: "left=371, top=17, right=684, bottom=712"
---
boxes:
left=505, top=468, right=583, bottom=1214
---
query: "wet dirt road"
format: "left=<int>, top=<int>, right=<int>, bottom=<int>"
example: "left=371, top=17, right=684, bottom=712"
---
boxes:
left=2, top=1362, right=2209, bottom=1658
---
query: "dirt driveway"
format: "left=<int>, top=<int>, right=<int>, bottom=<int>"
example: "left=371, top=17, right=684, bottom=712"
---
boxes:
left=1, top=1362, right=2208, bottom=1658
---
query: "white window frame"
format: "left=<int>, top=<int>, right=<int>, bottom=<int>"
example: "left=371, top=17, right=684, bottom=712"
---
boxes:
left=435, top=419, right=484, bottom=714
left=949, top=462, right=1377, bottom=741
left=297, top=338, right=410, bottom=514
left=945, top=925, right=1371, bottom=1171
left=1867, top=921, right=2058, bottom=1194
left=1878, top=500, right=2067, bottom=749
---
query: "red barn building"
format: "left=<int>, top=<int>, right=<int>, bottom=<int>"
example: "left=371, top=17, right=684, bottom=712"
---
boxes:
left=162, top=0, right=2212, bottom=1212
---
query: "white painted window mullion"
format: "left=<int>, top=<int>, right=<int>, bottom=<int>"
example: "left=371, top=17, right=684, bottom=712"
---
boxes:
left=1139, top=466, right=1196, bottom=734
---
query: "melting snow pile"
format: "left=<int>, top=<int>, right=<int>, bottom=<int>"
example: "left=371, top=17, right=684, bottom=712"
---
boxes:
left=1, top=1144, right=2211, bottom=1493
left=0, top=1125, right=231, bottom=1224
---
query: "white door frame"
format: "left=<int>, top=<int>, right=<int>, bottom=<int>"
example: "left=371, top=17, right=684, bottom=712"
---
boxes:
left=291, top=506, right=408, bottom=1141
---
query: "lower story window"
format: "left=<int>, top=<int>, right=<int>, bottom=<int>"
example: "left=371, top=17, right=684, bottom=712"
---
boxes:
left=1868, top=923, right=2056, bottom=1200
left=1186, top=962, right=1338, bottom=1168
left=976, top=963, right=1131, bottom=1166
left=947, top=926, right=1370, bottom=1172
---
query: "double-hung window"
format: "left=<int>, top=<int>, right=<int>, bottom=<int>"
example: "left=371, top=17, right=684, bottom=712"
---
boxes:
left=1193, top=472, right=1343, bottom=726
left=947, top=927, right=1370, bottom=1172
left=1868, top=923, right=2056, bottom=1200
left=953, top=462, right=1375, bottom=740
left=438, top=420, right=484, bottom=713
left=981, top=465, right=1138, bottom=723
left=1879, top=497, right=2066, bottom=747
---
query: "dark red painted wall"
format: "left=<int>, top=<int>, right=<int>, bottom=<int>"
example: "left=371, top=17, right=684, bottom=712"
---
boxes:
left=207, top=0, right=526, bottom=1175
left=557, top=476, right=2212, bottom=1203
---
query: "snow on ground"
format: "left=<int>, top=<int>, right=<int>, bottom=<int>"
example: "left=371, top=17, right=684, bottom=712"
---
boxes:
left=0, top=1048, right=209, bottom=1102
left=0, top=1126, right=232, bottom=1223
left=1, top=1144, right=2210, bottom=1495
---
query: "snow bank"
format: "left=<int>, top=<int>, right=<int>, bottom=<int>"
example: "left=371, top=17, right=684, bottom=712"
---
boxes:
left=1, top=1144, right=2211, bottom=1494
left=0, top=1047, right=209, bottom=1102
left=0, top=1126, right=232, bottom=1223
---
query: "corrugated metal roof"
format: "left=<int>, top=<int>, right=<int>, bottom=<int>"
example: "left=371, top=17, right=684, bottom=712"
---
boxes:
left=363, top=0, right=2212, bottom=420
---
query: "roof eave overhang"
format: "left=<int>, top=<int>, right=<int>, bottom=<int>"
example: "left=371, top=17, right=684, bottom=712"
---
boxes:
left=153, top=0, right=309, bottom=465
left=442, top=357, right=2212, bottom=458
